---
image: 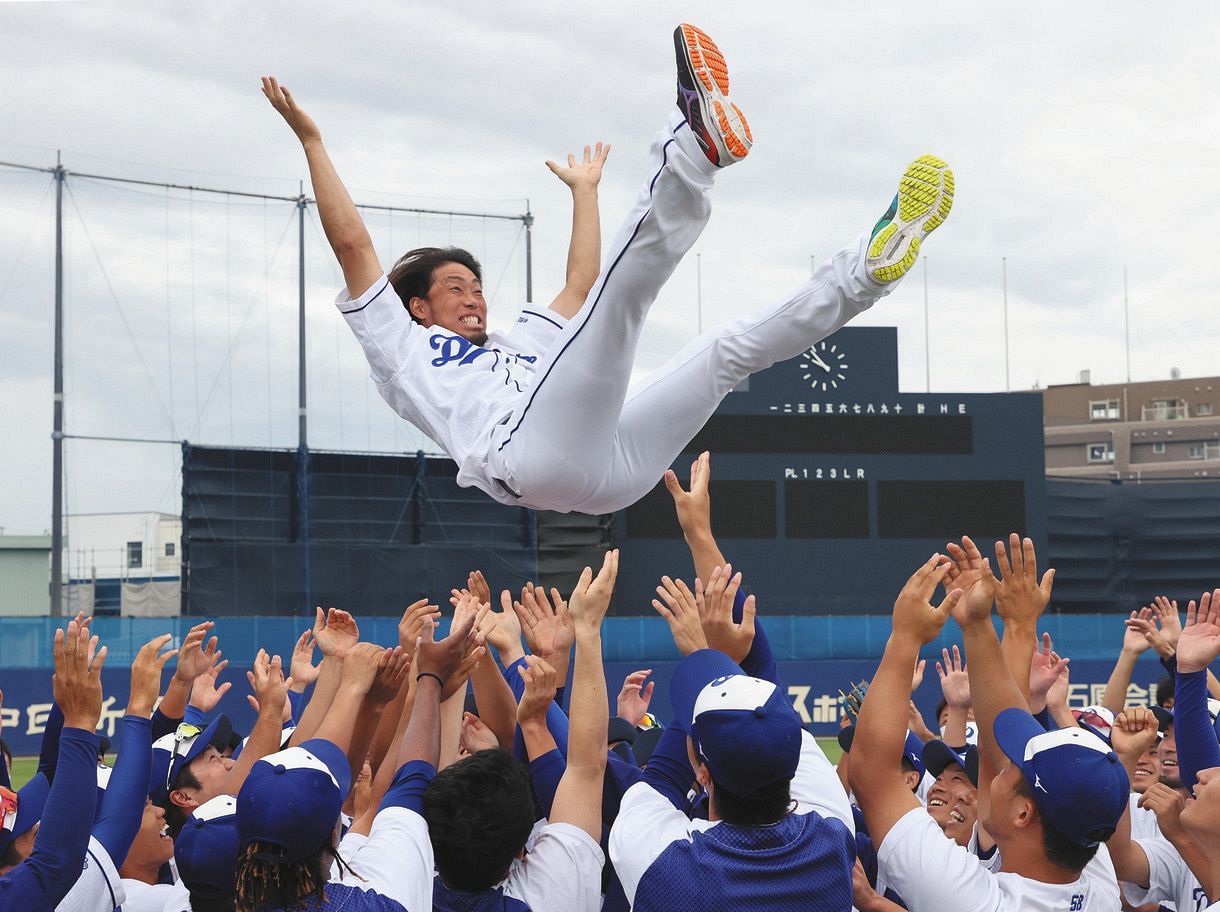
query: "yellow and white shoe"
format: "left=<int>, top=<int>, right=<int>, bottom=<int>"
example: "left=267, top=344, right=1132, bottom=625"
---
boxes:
left=866, top=155, right=954, bottom=283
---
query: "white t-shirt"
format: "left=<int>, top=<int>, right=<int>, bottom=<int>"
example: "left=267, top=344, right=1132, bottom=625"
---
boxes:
left=118, top=879, right=190, bottom=912
left=878, top=808, right=1113, bottom=912
left=501, top=821, right=604, bottom=912
left=337, top=276, right=564, bottom=502
left=1123, top=836, right=1210, bottom=912
left=56, top=837, right=125, bottom=912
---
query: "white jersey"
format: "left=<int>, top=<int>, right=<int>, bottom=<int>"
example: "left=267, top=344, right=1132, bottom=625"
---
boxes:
left=337, top=277, right=564, bottom=502
left=878, top=808, right=1114, bottom=912
left=56, top=836, right=125, bottom=912
left=1128, top=792, right=1162, bottom=842
left=1123, top=836, right=1210, bottom=912
left=119, top=879, right=190, bottom=912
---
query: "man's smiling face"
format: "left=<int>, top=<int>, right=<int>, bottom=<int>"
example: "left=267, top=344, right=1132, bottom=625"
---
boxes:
left=409, top=262, right=488, bottom=345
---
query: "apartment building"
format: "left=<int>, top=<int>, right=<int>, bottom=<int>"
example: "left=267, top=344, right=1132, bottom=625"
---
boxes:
left=1043, top=371, right=1220, bottom=478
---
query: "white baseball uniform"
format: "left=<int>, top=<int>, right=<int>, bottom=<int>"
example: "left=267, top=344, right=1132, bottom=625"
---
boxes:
left=879, top=808, right=1117, bottom=912
left=339, top=109, right=895, bottom=514
left=55, top=836, right=124, bottom=912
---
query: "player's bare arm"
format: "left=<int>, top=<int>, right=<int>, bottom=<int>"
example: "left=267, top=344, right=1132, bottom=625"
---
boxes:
left=545, top=142, right=610, bottom=319
left=261, top=77, right=381, bottom=298
left=849, top=555, right=962, bottom=845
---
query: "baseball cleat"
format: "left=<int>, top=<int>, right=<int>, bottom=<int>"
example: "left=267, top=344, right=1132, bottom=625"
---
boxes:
left=866, top=155, right=954, bottom=283
left=674, top=23, right=752, bottom=167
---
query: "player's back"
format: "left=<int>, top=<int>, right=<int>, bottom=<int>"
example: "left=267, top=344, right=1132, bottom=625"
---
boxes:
left=260, top=881, right=412, bottom=912
left=632, top=811, right=855, bottom=912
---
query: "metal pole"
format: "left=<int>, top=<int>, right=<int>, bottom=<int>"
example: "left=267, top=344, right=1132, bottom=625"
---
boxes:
left=524, top=204, right=533, bottom=303
left=696, top=253, right=703, bottom=334
left=1002, top=256, right=1010, bottom=392
left=50, top=152, right=65, bottom=617
left=1123, top=265, right=1131, bottom=383
left=923, top=256, right=930, bottom=393
left=297, top=190, right=307, bottom=447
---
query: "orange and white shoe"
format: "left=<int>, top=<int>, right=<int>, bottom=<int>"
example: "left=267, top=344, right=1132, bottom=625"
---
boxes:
left=674, top=23, right=752, bottom=167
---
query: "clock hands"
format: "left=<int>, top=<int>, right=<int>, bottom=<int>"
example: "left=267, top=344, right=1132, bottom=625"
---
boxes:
left=807, top=349, right=831, bottom=372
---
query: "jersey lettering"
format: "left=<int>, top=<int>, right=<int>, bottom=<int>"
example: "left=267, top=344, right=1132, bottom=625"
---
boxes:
left=1193, top=887, right=1209, bottom=912
left=430, top=334, right=491, bottom=368
left=1068, top=894, right=1084, bottom=911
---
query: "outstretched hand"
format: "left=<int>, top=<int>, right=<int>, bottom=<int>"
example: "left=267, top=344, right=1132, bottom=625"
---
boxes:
left=128, top=634, right=177, bottom=718
left=653, top=575, right=709, bottom=656
left=697, top=564, right=755, bottom=663
left=663, top=450, right=712, bottom=538
left=1176, top=589, right=1220, bottom=673
left=991, top=533, right=1054, bottom=628
left=568, top=549, right=619, bottom=634
left=313, top=606, right=360, bottom=659
left=891, top=554, right=962, bottom=645
left=545, top=142, right=611, bottom=192
left=617, top=670, right=655, bottom=727
left=261, top=77, right=322, bottom=145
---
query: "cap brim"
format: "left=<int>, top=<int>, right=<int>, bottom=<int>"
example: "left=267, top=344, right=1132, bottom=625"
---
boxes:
left=921, top=738, right=963, bottom=779
left=669, top=650, right=744, bottom=735
left=994, top=707, right=1049, bottom=767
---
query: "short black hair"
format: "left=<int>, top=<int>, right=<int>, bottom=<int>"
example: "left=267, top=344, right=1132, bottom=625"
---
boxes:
left=162, top=762, right=203, bottom=838
left=1155, top=675, right=1174, bottom=708
left=388, top=247, right=483, bottom=324
left=1013, top=775, right=1102, bottom=872
left=934, top=697, right=948, bottom=723
left=423, top=749, right=535, bottom=892
left=710, top=776, right=792, bottom=826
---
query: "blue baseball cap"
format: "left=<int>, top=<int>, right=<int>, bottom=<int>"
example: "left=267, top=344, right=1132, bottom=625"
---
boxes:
left=994, top=707, right=1128, bottom=847
left=236, top=738, right=350, bottom=863
left=836, top=725, right=927, bottom=778
left=922, top=739, right=979, bottom=787
left=670, top=650, right=802, bottom=796
left=176, top=795, right=239, bottom=898
left=149, top=716, right=233, bottom=805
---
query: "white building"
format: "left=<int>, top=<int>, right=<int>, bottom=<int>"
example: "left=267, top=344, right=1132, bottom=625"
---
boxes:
left=66, top=512, right=181, bottom=616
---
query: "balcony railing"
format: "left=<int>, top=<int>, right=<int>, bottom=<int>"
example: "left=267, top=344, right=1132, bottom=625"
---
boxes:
left=1142, top=404, right=1188, bottom=421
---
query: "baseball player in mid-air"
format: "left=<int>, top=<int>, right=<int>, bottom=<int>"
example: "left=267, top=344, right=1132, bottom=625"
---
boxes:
left=263, top=22, right=954, bottom=515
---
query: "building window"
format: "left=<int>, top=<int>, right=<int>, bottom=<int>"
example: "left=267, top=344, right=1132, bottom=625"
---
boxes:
left=126, top=541, right=143, bottom=569
left=1089, top=400, right=1120, bottom=421
left=1198, top=403, right=1214, bottom=417
left=1189, top=444, right=1205, bottom=459
left=1152, top=442, right=1166, bottom=454
left=1087, top=443, right=1115, bottom=463
left=165, top=542, right=175, bottom=558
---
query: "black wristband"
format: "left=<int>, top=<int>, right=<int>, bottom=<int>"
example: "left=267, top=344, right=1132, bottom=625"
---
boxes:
left=416, top=672, right=444, bottom=688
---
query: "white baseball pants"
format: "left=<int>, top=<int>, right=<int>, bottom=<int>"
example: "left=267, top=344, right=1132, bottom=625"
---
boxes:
left=489, top=110, right=894, bottom=514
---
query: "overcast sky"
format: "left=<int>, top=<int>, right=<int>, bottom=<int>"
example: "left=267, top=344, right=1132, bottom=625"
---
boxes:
left=3, top=0, right=1219, bottom=541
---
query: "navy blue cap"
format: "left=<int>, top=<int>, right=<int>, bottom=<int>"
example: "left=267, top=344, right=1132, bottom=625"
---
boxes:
left=994, top=707, right=1128, bottom=847
left=176, top=795, right=239, bottom=898
left=149, top=715, right=233, bottom=805
left=236, top=738, right=350, bottom=863
left=922, top=739, right=979, bottom=787
left=671, top=651, right=802, bottom=796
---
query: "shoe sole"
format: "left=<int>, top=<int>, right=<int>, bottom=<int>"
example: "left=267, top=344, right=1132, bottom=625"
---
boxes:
left=678, top=23, right=752, bottom=163
left=868, top=155, right=954, bottom=283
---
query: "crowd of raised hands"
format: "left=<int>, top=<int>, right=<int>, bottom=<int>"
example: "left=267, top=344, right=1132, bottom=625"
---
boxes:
left=2, top=453, right=1220, bottom=912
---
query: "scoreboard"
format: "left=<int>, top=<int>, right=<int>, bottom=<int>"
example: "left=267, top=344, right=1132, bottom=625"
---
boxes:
left=612, top=326, right=1047, bottom=615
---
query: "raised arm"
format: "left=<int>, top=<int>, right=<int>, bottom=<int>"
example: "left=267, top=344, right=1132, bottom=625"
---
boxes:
left=261, top=77, right=381, bottom=297
left=1103, top=608, right=1153, bottom=714
left=549, top=550, right=617, bottom=841
left=544, top=143, right=609, bottom=319
left=849, top=555, right=963, bottom=846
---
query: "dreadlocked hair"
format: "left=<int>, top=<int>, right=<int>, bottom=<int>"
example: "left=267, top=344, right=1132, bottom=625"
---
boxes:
left=234, top=838, right=360, bottom=912
left=235, top=841, right=323, bottom=912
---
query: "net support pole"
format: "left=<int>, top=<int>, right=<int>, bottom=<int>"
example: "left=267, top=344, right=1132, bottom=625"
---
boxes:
left=50, top=154, right=66, bottom=618
left=524, top=205, right=534, bottom=304
left=296, top=192, right=312, bottom=616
